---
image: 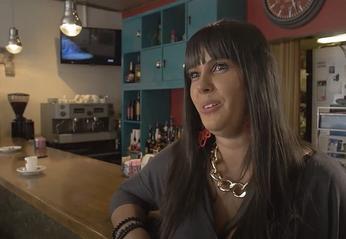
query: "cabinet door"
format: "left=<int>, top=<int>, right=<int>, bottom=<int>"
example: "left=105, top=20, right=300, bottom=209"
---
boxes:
left=162, top=42, right=186, bottom=88
left=123, top=17, right=142, bottom=53
left=187, top=0, right=217, bottom=39
left=141, top=47, right=162, bottom=87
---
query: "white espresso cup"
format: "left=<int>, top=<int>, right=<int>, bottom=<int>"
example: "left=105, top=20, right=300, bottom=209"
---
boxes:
left=25, top=156, right=38, bottom=171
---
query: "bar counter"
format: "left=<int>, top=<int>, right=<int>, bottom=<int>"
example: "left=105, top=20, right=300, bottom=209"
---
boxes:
left=0, top=137, right=124, bottom=239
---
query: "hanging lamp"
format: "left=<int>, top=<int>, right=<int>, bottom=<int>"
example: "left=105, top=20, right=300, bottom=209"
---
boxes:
left=6, top=27, right=23, bottom=54
left=6, top=0, right=22, bottom=54
left=60, top=0, right=82, bottom=37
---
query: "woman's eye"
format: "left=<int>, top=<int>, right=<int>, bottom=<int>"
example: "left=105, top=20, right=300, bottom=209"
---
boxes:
left=189, top=71, right=200, bottom=80
left=211, top=63, right=228, bottom=73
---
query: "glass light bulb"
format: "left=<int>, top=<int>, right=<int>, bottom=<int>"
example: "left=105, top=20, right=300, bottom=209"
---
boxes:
left=6, top=27, right=23, bottom=54
left=6, top=43, right=23, bottom=54
left=60, top=23, right=82, bottom=37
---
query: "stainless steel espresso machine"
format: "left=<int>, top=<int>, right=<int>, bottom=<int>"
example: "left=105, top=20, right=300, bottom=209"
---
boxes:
left=41, top=103, right=120, bottom=163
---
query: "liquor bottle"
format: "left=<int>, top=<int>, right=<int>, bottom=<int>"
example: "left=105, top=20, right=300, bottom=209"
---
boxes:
left=129, top=100, right=134, bottom=120
left=163, top=121, right=169, bottom=144
left=135, top=93, right=140, bottom=121
left=168, top=117, right=175, bottom=144
left=155, top=122, right=161, bottom=142
left=115, top=118, right=121, bottom=153
left=127, top=101, right=131, bottom=120
left=152, top=20, right=161, bottom=45
left=134, top=55, right=141, bottom=82
left=127, top=61, right=135, bottom=83
left=170, top=29, right=177, bottom=43
left=145, top=128, right=151, bottom=154
left=150, top=125, right=156, bottom=152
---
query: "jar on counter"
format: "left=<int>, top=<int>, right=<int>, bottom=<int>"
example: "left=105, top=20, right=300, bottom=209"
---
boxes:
left=34, top=136, right=47, bottom=158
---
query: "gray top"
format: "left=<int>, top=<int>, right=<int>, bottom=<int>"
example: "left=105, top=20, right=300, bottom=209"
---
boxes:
left=110, top=142, right=346, bottom=239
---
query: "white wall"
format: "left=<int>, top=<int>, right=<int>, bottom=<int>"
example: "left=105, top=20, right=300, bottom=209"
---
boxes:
left=0, top=0, right=122, bottom=140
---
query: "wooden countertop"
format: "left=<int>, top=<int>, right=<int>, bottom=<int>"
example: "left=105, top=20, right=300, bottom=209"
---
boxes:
left=0, top=137, right=125, bottom=239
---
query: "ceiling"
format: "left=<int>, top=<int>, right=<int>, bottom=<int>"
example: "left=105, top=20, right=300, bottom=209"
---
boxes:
left=56, top=0, right=157, bottom=12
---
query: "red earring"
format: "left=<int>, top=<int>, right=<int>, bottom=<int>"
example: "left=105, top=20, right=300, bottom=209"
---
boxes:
left=198, top=128, right=211, bottom=148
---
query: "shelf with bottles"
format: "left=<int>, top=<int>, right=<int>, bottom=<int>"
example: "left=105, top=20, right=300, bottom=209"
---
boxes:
left=162, top=3, right=185, bottom=45
left=123, top=90, right=141, bottom=122
left=123, top=52, right=141, bottom=84
left=144, top=118, right=183, bottom=154
left=142, top=12, right=161, bottom=48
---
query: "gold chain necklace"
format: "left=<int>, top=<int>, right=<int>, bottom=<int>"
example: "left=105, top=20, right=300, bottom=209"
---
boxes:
left=209, top=145, right=248, bottom=198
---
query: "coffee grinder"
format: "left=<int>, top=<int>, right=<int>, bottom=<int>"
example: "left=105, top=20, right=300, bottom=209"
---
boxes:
left=8, top=93, right=34, bottom=139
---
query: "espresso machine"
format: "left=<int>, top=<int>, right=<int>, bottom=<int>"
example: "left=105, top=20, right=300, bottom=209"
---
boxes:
left=8, top=93, right=34, bottom=139
left=41, top=102, right=116, bottom=143
left=40, top=102, right=119, bottom=163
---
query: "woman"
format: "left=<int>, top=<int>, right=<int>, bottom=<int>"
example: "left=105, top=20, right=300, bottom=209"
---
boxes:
left=110, top=20, right=346, bottom=239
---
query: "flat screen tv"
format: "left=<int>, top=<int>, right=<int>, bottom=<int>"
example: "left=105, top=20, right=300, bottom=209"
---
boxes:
left=60, top=27, right=121, bottom=66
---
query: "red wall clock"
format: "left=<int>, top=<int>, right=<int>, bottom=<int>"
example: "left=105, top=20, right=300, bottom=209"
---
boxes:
left=264, top=0, right=325, bottom=28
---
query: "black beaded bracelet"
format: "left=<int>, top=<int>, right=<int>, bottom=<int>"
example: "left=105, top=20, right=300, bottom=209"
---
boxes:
left=116, top=220, right=145, bottom=239
left=112, top=217, right=141, bottom=239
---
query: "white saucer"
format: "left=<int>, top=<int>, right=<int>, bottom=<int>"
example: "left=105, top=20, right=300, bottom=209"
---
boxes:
left=0, top=146, right=22, bottom=153
left=16, top=165, right=46, bottom=176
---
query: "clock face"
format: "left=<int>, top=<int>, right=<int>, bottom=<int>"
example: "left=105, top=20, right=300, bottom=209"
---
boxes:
left=264, top=0, right=325, bottom=28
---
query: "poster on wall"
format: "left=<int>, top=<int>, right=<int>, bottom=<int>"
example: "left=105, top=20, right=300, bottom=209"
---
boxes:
left=311, top=45, right=346, bottom=147
left=314, top=46, right=346, bottom=106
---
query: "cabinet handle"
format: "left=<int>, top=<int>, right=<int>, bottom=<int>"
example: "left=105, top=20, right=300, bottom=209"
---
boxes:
left=182, top=64, right=185, bottom=69
left=136, top=31, right=141, bottom=38
left=155, top=60, right=162, bottom=69
left=188, top=16, right=191, bottom=25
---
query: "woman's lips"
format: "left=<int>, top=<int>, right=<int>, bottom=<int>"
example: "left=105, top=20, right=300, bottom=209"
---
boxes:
left=200, top=102, right=221, bottom=114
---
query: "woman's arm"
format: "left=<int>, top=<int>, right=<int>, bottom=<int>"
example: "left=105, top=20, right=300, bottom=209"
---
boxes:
left=111, top=204, right=151, bottom=239
left=110, top=142, right=179, bottom=239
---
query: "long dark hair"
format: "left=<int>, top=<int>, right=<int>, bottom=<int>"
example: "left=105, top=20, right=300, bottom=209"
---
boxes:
left=160, top=20, right=305, bottom=239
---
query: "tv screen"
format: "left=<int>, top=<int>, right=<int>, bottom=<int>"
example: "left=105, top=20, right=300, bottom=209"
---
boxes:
left=60, top=27, right=121, bottom=66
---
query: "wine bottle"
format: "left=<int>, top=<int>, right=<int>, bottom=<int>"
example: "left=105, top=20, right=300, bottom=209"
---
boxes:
left=135, top=93, right=140, bottom=121
left=127, top=61, right=135, bottom=83
left=127, top=102, right=131, bottom=120
left=129, top=101, right=134, bottom=120
left=134, top=55, right=141, bottom=82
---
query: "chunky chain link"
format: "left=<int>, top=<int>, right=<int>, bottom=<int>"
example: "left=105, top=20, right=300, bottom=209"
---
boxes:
left=209, top=146, right=248, bottom=198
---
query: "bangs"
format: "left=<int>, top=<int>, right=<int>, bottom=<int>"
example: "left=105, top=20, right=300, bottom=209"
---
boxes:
left=185, top=24, right=240, bottom=73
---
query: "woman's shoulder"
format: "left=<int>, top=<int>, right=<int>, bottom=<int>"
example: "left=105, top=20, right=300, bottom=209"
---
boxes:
left=301, top=151, right=346, bottom=193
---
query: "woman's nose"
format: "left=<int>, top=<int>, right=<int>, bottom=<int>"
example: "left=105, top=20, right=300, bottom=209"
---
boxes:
left=198, top=73, right=214, bottom=93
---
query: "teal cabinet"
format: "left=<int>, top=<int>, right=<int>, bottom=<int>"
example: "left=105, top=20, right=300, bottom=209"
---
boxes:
left=187, top=0, right=217, bottom=38
left=140, top=2, right=186, bottom=89
left=141, top=47, right=162, bottom=88
left=122, top=17, right=142, bottom=53
left=187, top=0, right=246, bottom=38
left=141, top=42, right=186, bottom=89
left=162, top=42, right=186, bottom=88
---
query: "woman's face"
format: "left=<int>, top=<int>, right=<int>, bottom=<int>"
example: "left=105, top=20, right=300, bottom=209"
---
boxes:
left=189, top=52, right=248, bottom=138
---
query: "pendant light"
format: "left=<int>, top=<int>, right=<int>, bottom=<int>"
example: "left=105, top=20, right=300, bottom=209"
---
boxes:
left=60, top=0, right=82, bottom=37
left=6, top=27, right=23, bottom=54
left=6, top=0, right=23, bottom=54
